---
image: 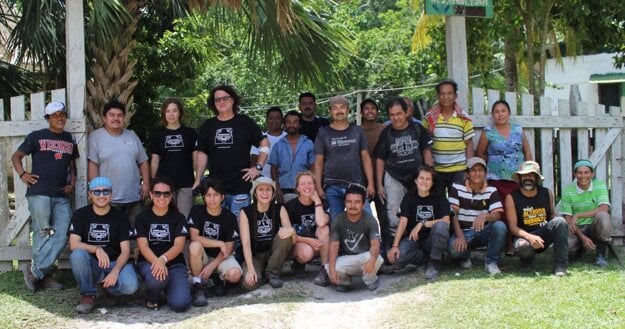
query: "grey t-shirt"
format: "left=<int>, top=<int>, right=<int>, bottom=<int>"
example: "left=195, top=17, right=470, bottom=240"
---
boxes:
left=331, top=211, right=380, bottom=256
left=314, top=124, right=368, bottom=188
left=87, top=128, right=148, bottom=203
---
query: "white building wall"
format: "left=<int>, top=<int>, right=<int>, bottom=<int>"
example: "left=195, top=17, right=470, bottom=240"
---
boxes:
left=545, top=52, right=624, bottom=108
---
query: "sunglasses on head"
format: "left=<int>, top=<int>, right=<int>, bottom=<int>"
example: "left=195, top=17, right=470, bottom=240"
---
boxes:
left=91, top=189, right=112, bottom=196
left=153, top=191, right=172, bottom=198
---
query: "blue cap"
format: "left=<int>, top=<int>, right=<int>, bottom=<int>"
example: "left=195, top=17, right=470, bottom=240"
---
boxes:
left=574, top=159, right=594, bottom=172
left=89, top=177, right=112, bottom=190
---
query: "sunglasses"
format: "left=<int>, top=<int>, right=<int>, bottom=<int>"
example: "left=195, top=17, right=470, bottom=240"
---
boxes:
left=91, top=189, right=112, bottom=196
left=153, top=191, right=173, bottom=198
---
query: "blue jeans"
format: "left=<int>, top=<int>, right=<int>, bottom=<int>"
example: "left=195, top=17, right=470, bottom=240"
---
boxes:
left=325, top=185, right=372, bottom=223
left=137, top=262, right=191, bottom=312
left=27, top=195, right=72, bottom=280
left=69, top=249, right=138, bottom=296
left=448, top=220, right=507, bottom=265
left=224, top=193, right=250, bottom=220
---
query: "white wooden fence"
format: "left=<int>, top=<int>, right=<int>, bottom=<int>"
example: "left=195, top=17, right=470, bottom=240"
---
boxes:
left=0, top=87, right=622, bottom=272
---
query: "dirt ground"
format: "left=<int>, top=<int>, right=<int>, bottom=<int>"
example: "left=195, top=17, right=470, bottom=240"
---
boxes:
left=62, top=264, right=427, bottom=329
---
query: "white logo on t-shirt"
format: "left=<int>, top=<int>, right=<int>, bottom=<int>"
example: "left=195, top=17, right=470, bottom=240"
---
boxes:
left=88, top=223, right=110, bottom=243
left=344, top=229, right=364, bottom=253
left=257, top=212, right=273, bottom=237
left=165, top=134, right=184, bottom=148
left=203, top=221, right=220, bottom=239
left=215, top=128, right=233, bottom=145
left=149, top=224, right=171, bottom=242
left=417, top=205, right=434, bottom=221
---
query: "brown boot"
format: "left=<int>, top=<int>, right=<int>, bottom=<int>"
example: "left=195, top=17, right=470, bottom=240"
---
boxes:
left=76, top=295, right=95, bottom=314
left=40, top=276, right=63, bottom=290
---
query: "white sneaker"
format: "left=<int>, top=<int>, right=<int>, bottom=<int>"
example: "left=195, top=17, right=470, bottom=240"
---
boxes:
left=485, top=263, right=501, bottom=275
left=460, top=258, right=472, bottom=269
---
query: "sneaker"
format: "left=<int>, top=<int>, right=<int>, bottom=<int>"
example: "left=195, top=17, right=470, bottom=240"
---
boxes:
left=212, top=277, right=227, bottom=297
left=268, top=275, right=284, bottom=288
left=23, top=267, right=38, bottom=291
left=460, top=258, right=472, bottom=269
left=40, top=276, right=63, bottom=290
left=76, top=295, right=95, bottom=314
left=335, top=284, right=350, bottom=293
left=366, top=278, right=380, bottom=291
left=424, top=263, right=440, bottom=280
left=291, top=261, right=306, bottom=278
left=191, top=284, right=208, bottom=307
left=595, top=255, right=608, bottom=268
left=313, top=268, right=329, bottom=287
left=485, top=263, right=501, bottom=276
left=554, top=266, right=568, bottom=277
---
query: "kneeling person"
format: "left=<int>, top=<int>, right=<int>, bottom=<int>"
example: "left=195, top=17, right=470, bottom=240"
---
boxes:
left=327, top=186, right=383, bottom=292
left=68, top=177, right=139, bottom=314
left=505, top=161, right=568, bottom=276
left=187, top=177, right=242, bottom=306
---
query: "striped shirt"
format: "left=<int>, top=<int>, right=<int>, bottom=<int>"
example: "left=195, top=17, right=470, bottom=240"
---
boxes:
left=449, top=181, right=503, bottom=229
left=422, top=112, right=474, bottom=172
left=560, top=179, right=610, bottom=226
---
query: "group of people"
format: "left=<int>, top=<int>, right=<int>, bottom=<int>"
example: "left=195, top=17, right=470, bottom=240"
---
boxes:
left=12, top=80, right=615, bottom=314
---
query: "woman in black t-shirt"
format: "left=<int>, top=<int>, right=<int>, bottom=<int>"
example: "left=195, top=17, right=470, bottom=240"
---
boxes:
left=387, top=166, right=450, bottom=280
left=239, top=177, right=294, bottom=290
left=135, top=177, right=190, bottom=311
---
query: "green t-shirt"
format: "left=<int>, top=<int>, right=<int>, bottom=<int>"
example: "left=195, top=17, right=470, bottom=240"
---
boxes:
left=560, top=179, right=610, bottom=225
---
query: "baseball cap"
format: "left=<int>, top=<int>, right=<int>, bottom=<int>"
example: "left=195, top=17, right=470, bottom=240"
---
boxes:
left=89, top=177, right=112, bottom=190
left=466, top=157, right=487, bottom=170
left=573, top=159, right=594, bottom=172
left=44, top=102, right=66, bottom=117
left=329, top=95, right=349, bottom=107
left=511, top=161, right=545, bottom=183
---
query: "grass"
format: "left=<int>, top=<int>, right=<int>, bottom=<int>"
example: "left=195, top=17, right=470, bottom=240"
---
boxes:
left=0, top=248, right=623, bottom=329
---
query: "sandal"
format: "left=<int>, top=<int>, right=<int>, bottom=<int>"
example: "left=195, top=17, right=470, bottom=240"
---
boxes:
left=145, top=300, right=159, bottom=310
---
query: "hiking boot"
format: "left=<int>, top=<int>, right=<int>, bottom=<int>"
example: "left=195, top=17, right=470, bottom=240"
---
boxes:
left=424, top=261, right=440, bottom=280
left=366, top=278, right=380, bottom=291
left=595, top=255, right=608, bottom=268
left=335, top=284, right=350, bottom=293
left=268, top=275, right=284, bottom=288
left=460, top=258, right=472, bottom=269
left=313, top=267, right=329, bottom=287
left=23, top=267, right=38, bottom=291
left=291, top=261, right=306, bottom=278
left=485, top=263, right=501, bottom=276
left=40, top=276, right=63, bottom=290
left=76, top=295, right=95, bottom=314
left=211, top=277, right=227, bottom=297
left=554, top=266, right=568, bottom=277
left=191, top=283, right=208, bottom=307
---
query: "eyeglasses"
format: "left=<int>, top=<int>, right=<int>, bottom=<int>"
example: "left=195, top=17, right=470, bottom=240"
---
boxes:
left=153, top=191, right=173, bottom=198
left=91, top=189, right=112, bottom=196
left=214, top=96, right=232, bottom=103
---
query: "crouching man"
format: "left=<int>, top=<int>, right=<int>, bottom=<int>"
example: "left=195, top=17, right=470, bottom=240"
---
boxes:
left=68, top=177, right=138, bottom=314
left=327, top=186, right=383, bottom=292
left=505, top=161, right=568, bottom=276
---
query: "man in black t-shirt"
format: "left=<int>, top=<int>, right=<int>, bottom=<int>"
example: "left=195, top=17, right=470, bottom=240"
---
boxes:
left=12, top=101, right=79, bottom=291
left=68, top=177, right=138, bottom=314
left=193, top=85, right=269, bottom=219
left=505, top=161, right=568, bottom=276
left=187, top=178, right=242, bottom=306
left=298, top=92, right=329, bottom=142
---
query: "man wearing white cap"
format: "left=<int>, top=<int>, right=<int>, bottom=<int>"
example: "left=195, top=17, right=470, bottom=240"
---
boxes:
left=560, top=159, right=612, bottom=267
left=505, top=161, right=568, bottom=276
left=448, top=157, right=507, bottom=275
left=313, top=95, right=375, bottom=223
left=12, top=101, right=79, bottom=291
left=68, top=176, right=138, bottom=314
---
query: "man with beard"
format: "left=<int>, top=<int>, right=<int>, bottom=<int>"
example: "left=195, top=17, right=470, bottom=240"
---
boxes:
left=298, top=92, right=329, bottom=142
left=269, top=110, right=315, bottom=203
left=505, top=161, right=568, bottom=276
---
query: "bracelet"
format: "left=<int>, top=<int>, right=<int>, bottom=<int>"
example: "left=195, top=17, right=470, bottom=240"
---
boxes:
left=160, top=255, right=168, bottom=263
left=19, top=171, right=27, bottom=178
left=392, top=245, right=398, bottom=248
left=315, top=204, right=323, bottom=208
left=94, top=246, right=101, bottom=253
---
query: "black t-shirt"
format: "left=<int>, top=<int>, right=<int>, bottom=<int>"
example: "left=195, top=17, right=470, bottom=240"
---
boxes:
left=301, top=116, right=330, bottom=142
left=511, top=187, right=552, bottom=233
left=374, top=123, right=432, bottom=186
left=134, top=208, right=189, bottom=265
left=196, top=114, right=264, bottom=195
left=149, top=125, right=198, bottom=188
left=18, top=128, right=79, bottom=197
left=68, top=205, right=131, bottom=260
left=285, top=198, right=319, bottom=238
left=187, top=204, right=237, bottom=258
left=242, top=203, right=282, bottom=253
left=398, top=191, right=450, bottom=239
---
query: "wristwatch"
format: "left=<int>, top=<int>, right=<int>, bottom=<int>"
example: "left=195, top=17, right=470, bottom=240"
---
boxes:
left=255, top=163, right=263, bottom=171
